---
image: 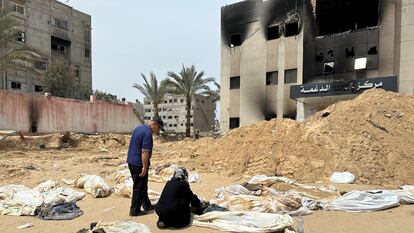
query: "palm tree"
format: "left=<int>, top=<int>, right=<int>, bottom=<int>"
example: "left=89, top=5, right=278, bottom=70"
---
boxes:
left=207, top=81, right=220, bottom=103
left=133, top=72, right=170, bottom=118
left=0, top=9, right=43, bottom=89
left=167, top=65, right=215, bottom=137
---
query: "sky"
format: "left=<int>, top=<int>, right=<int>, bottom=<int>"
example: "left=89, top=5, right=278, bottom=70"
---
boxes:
left=66, top=0, right=240, bottom=103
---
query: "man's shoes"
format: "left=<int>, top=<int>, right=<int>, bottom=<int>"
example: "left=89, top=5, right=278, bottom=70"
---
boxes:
left=129, top=211, right=148, bottom=217
left=157, top=220, right=166, bottom=229
left=144, top=205, right=155, bottom=212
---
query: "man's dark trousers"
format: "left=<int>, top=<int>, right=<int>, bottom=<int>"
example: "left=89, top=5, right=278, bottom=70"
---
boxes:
left=128, top=164, right=151, bottom=214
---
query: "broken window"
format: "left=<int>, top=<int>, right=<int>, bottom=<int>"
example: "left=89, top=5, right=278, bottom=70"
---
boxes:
left=11, top=81, right=22, bottom=90
left=368, top=46, right=378, bottom=55
left=168, top=116, right=172, bottom=119
left=316, top=0, right=379, bottom=36
left=346, top=47, right=355, bottom=58
left=9, top=2, right=24, bottom=15
left=54, top=18, right=69, bottom=30
left=284, top=69, right=297, bottom=84
left=15, top=31, right=25, bottom=43
left=323, top=62, right=335, bottom=74
left=180, top=99, right=184, bottom=103
left=267, top=25, right=280, bottom=40
left=173, top=124, right=177, bottom=127
left=230, top=34, right=241, bottom=47
left=230, top=76, right=240, bottom=89
left=285, top=22, right=299, bottom=37
left=34, top=61, right=47, bottom=70
left=35, top=85, right=43, bottom=92
left=169, top=124, right=172, bottom=127
left=266, top=71, right=278, bottom=85
left=51, top=36, right=70, bottom=56
left=75, top=66, right=80, bottom=78
left=229, top=117, right=240, bottom=129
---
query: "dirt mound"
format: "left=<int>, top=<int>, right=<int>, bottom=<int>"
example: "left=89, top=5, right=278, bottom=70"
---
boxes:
left=154, top=89, right=414, bottom=185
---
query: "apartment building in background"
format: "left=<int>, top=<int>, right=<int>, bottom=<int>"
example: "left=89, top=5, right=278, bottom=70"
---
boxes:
left=143, top=94, right=216, bottom=133
left=220, top=0, right=414, bottom=131
left=0, top=0, right=92, bottom=95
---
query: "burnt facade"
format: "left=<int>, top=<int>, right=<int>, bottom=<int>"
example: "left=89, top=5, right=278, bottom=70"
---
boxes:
left=220, top=0, right=414, bottom=131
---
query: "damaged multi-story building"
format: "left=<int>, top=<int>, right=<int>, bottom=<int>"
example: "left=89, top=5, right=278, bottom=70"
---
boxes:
left=220, top=0, right=413, bottom=130
left=0, top=0, right=92, bottom=95
left=143, top=94, right=216, bottom=133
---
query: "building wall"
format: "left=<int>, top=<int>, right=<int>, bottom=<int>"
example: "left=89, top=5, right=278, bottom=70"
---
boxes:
left=143, top=94, right=216, bottom=133
left=220, top=0, right=303, bottom=131
left=0, top=90, right=141, bottom=133
left=396, top=0, right=414, bottom=93
left=2, top=0, right=92, bottom=94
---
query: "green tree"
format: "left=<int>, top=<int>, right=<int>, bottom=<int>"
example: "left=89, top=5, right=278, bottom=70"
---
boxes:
left=93, top=89, right=118, bottom=102
left=0, top=9, right=42, bottom=89
left=133, top=72, right=170, bottom=117
left=207, top=81, right=220, bottom=103
left=43, top=59, right=76, bottom=98
left=167, top=65, right=215, bottom=137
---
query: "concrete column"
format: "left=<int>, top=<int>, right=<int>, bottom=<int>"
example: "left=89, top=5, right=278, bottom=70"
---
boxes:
left=277, top=37, right=285, bottom=119
left=296, top=101, right=305, bottom=122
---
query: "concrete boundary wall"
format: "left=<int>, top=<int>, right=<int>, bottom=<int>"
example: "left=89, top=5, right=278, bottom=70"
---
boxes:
left=0, top=90, right=141, bottom=133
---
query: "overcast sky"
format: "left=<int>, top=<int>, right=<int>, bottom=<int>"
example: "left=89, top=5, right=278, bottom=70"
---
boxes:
left=66, top=0, right=240, bottom=103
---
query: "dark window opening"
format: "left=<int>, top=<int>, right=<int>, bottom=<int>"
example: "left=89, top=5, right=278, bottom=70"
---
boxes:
left=34, top=61, right=47, bottom=70
left=173, top=124, right=177, bottom=127
left=284, top=69, right=297, bottom=84
left=162, top=116, right=166, bottom=119
left=180, top=99, right=184, bottom=103
left=229, top=117, right=240, bottom=129
left=230, top=76, right=240, bottom=89
left=174, top=116, right=178, bottom=119
left=164, top=101, right=168, bottom=103
left=190, top=123, right=194, bottom=126
left=51, top=36, right=71, bottom=56
left=169, top=99, right=172, bottom=103
left=267, top=25, right=280, bottom=40
left=265, top=113, right=276, bottom=121
left=266, top=71, right=278, bottom=85
left=285, top=22, right=299, bottom=37
left=174, top=99, right=177, bottom=102
left=75, top=66, right=80, bottom=78
left=230, top=34, right=241, bottom=47
left=327, top=50, right=334, bottom=57
left=35, top=85, right=43, bottom=92
left=53, top=18, right=69, bottom=30
left=346, top=47, right=355, bottom=58
left=323, top=62, right=335, bottom=74
left=168, top=116, right=172, bottom=119
left=316, top=0, right=380, bottom=36
left=169, top=124, right=173, bottom=127
left=181, top=124, right=183, bottom=126
left=368, top=46, right=378, bottom=55
left=15, top=31, right=25, bottom=43
left=316, top=53, right=324, bottom=62
left=11, top=81, right=21, bottom=90
left=145, top=109, right=151, bottom=112
left=85, top=48, right=90, bottom=58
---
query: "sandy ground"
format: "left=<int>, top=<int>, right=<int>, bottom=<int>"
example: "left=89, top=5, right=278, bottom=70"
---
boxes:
left=1, top=148, right=414, bottom=233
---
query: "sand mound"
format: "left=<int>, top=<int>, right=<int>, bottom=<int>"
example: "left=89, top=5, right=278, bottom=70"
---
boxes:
left=155, top=89, right=414, bottom=185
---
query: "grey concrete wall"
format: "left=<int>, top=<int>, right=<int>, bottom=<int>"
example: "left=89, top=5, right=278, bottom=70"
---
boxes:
left=239, top=21, right=267, bottom=125
left=396, top=0, right=414, bottom=93
left=4, top=0, right=92, bottom=94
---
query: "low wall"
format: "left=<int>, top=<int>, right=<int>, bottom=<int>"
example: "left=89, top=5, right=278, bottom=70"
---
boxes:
left=0, top=90, right=142, bottom=133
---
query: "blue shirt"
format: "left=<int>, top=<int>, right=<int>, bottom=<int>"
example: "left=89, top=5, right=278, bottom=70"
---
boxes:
left=127, top=124, right=153, bottom=167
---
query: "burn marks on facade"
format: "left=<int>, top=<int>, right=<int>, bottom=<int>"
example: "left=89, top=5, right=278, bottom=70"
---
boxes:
left=221, top=0, right=304, bottom=47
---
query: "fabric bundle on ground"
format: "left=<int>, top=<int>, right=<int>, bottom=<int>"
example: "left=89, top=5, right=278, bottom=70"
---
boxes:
left=193, top=211, right=294, bottom=233
left=72, top=175, right=111, bottom=198
left=33, top=180, right=60, bottom=193
left=329, top=172, right=356, bottom=184
left=36, top=202, right=83, bottom=220
left=42, top=187, right=86, bottom=205
left=321, top=190, right=400, bottom=212
left=0, top=185, right=42, bottom=216
left=113, top=178, right=160, bottom=204
left=77, top=221, right=151, bottom=233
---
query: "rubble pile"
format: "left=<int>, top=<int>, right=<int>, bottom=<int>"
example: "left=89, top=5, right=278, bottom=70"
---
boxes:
left=154, top=89, right=414, bottom=185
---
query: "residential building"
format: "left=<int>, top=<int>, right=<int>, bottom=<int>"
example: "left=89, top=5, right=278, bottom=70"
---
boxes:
left=143, top=94, right=216, bottom=133
left=0, top=0, right=92, bottom=95
left=220, top=0, right=413, bottom=131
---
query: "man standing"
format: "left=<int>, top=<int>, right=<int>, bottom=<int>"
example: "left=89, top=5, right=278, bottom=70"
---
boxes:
left=127, top=117, right=164, bottom=216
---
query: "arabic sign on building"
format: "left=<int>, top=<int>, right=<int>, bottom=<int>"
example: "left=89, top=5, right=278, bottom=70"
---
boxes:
left=290, top=76, right=398, bottom=100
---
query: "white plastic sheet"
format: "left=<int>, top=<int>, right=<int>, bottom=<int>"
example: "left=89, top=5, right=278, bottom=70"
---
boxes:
left=86, top=221, right=151, bottom=233
left=322, top=190, right=400, bottom=212
left=329, top=172, right=355, bottom=184
left=0, top=185, right=42, bottom=216
left=33, top=180, right=60, bottom=193
left=73, top=175, right=111, bottom=198
left=42, top=187, right=85, bottom=205
left=193, top=211, right=293, bottom=233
